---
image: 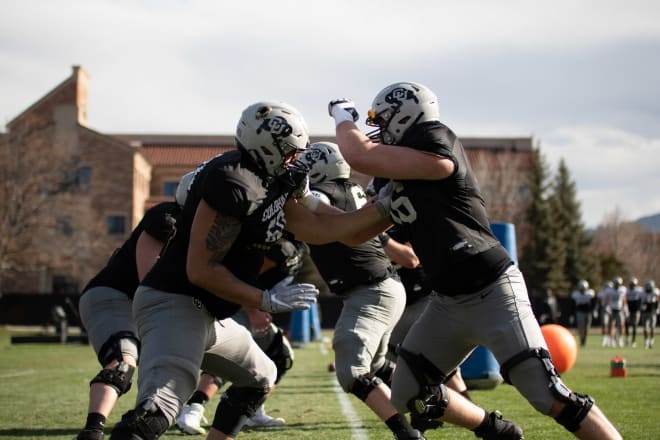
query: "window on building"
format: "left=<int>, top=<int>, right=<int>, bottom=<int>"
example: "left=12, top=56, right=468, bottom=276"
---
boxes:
left=163, top=180, right=179, bottom=198
left=77, top=166, right=92, bottom=192
left=107, top=215, right=127, bottom=235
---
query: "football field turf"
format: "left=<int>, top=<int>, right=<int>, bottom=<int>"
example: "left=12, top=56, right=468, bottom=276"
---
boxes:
left=0, top=327, right=658, bottom=439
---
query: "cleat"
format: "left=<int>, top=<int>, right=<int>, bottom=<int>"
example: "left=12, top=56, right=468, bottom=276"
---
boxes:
left=244, top=405, right=285, bottom=428
left=473, top=410, right=524, bottom=440
left=76, top=429, right=104, bottom=440
left=410, top=413, right=444, bottom=433
left=176, top=403, right=207, bottom=435
left=393, top=428, right=426, bottom=440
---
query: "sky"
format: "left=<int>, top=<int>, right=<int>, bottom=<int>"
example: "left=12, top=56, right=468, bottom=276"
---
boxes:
left=1, top=0, right=659, bottom=228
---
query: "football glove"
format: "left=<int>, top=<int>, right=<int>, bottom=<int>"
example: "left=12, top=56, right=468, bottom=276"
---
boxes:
left=374, top=180, right=393, bottom=220
left=328, top=99, right=359, bottom=126
left=291, top=174, right=321, bottom=211
left=261, top=276, right=319, bottom=313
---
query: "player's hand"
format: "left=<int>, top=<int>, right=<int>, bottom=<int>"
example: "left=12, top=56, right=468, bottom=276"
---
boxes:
left=292, top=173, right=311, bottom=200
left=291, top=173, right=321, bottom=211
left=244, top=307, right=272, bottom=333
left=261, top=276, right=319, bottom=313
left=374, top=180, right=393, bottom=220
left=328, top=99, right=359, bottom=126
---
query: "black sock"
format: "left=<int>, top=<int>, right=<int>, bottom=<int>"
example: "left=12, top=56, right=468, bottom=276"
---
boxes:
left=84, top=412, right=106, bottom=431
left=386, top=413, right=419, bottom=437
left=473, top=410, right=490, bottom=434
left=187, top=390, right=210, bottom=406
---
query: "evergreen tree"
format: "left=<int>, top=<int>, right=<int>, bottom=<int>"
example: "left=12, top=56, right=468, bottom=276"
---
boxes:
left=519, top=147, right=554, bottom=298
left=551, top=159, right=599, bottom=294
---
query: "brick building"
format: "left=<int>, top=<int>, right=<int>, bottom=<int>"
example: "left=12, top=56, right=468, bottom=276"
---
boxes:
left=0, top=65, right=533, bottom=295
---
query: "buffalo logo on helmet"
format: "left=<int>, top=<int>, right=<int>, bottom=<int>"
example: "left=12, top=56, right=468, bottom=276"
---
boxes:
left=256, top=113, right=293, bottom=142
left=386, top=87, right=419, bottom=107
left=253, top=105, right=295, bottom=153
left=302, top=148, right=328, bottom=167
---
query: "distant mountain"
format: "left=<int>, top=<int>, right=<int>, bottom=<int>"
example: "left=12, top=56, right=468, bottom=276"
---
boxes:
left=637, top=213, right=660, bottom=233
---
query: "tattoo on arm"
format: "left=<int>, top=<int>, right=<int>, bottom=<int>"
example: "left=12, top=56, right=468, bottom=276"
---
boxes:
left=205, top=212, right=241, bottom=266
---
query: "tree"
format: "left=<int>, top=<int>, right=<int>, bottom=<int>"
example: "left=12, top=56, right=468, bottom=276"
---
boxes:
left=549, top=159, right=599, bottom=294
left=519, top=147, right=556, bottom=297
left=0, top=122, right=98, bottom=293
left=590, top=208, right=660, bottom=284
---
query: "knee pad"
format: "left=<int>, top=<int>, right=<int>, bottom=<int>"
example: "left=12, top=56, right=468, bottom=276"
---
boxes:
left=212, top=386, right=269, bottom=436
left=374, top=359, right=395, bottom=387
left=500, top=347, right=594, bottom=432
left=263, top=325, right=294, bottom=384
left=555, top=392, right=595, bottom=432
left=110, top=400, right=168, bottom=440
left=90, top=361, right=135, bottom=396
left=349, top=373, right=383, bottom=401
left=98, top=331, right=140, bottom=366
left=397, top=346, right=449, bottom=420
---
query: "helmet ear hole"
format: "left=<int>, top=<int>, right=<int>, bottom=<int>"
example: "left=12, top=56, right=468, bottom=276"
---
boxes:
left=260, top=145, right=275, bottom=158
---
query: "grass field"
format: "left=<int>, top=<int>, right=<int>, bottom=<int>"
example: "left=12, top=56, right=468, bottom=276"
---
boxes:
left=0, top=326, right=658, bottom=439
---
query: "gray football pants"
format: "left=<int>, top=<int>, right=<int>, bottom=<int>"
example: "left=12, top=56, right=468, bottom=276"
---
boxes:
left=79, top=286, right=139, bottom=364
left=333, top=276, right=406, bottom=391
left=391, top=265, right=559, bottom=415
left=132, top=286, right=277, bottom=425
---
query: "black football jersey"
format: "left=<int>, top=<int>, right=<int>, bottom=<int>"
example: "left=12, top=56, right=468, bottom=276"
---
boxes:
left=307, top=179, right=395, bottom=294
left=385, top=225, right=432, bottom=305
left=142, top=150, right=294, bottom=319
left=390, top=121, right=512, bottom=295
left=82, top=201, right=180, bottom=298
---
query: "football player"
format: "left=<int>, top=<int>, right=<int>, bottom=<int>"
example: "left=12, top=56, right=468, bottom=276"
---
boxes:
left=299, top=142, right=421, bottom=440
left=624, top=277, right=643, bottom=347
left=328, top=82, right=622, bottom=440
left=76, top=174, right=188, bottom=440
left=605, top=277, right=628, bottom=348
left=176, top=238, right=304, bottom=434
left=641, top=280, right=659, bottom=348
left=109, top=101, right=391, bottom=440
left=570, top=280, right=596, bottom=347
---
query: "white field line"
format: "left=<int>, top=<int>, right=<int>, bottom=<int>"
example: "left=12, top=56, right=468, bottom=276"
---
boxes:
left=320, top=340, right=369, bottom=440
left=0, top=369, right=35, bottom=379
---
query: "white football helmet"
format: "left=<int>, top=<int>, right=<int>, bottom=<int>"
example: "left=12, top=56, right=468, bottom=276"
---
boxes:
left=298, top=142, right=351, bottom=184
left=577, top=279, right=589, bottom=291
left=175, top=170, right=195, bottom=207
left=366, top=82, right=440, bottom=145
left=235, top=101, right=310, bottom=177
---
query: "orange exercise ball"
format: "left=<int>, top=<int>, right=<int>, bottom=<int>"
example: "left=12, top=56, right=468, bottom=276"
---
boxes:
left=541, top=324, right=578, bottom=373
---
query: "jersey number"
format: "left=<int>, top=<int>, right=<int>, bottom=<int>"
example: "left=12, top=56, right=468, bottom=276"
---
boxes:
left=390, top=183, right=417, bottom=224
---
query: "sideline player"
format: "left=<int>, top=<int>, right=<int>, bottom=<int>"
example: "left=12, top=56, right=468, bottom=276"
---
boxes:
left=570, top=280, right=596, bottom=347
left=605, top=277, right=628, bottom=348
left=624, top=277, right=643, bottom=347
left=328, top=82, right=622, bottom=439
left=641, top=280, right=659, bottom=348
